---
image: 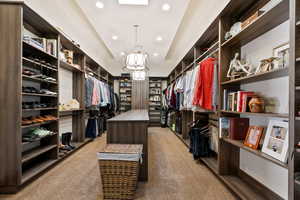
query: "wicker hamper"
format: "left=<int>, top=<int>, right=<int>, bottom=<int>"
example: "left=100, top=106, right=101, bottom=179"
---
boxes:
left=98, top=144, right=143, bottom=200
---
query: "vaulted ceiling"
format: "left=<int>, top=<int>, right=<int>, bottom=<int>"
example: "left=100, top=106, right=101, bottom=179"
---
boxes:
left=24, top=0, right=230, bottom=76
left=74, top=0, right=191, bottom=76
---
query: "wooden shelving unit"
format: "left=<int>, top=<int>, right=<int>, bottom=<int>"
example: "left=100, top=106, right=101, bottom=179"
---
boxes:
left=165, top=0, right=290, bottom=199
left=290, top=0, right=300, bottom=199
left=119, top=74, right=132, bottom=112
left=148, top=78, right=163, bottom=126
left=0, top=2, right=113, bottom=194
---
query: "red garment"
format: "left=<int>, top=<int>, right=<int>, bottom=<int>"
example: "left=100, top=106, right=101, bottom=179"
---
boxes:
left=192, top=57, right=216, bottom=110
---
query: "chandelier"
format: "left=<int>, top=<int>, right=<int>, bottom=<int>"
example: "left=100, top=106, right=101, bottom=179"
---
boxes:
left=123, top=25, right=148, bottom=71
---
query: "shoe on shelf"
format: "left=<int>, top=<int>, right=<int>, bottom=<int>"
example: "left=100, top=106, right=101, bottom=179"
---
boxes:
left=22, top=118, right=33, bottom=126
left=40, top=89, right=57, bottom=96
left=44, top=77, right=57, bottom=82
left=22, top=69, right=36, bottom=76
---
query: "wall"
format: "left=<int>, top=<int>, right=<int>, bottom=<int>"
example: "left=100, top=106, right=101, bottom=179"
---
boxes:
left=240, top=20, right=289, bottom=199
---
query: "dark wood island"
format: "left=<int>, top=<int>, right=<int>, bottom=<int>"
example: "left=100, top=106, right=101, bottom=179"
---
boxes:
left=107, top=109, right=149, bottom=181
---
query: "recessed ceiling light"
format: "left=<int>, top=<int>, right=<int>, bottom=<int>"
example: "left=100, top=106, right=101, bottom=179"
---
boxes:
left=112, top=35, right=118, bottom=40
left=96, top=1, right=104, bottom=8
left=153, top=53, right=159, bottom=57
left=118, top=0, right=148, bottom=5
left=156, top=36, right=163, bottom=42
left=120, top=52, right=126, bottom=56
left=162, top=3, right=171, bottom=11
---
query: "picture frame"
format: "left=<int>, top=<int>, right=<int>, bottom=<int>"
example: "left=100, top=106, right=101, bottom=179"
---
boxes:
left=244, top=126, right=264, bottom=150
left=262, top=120, right=289, bottom=163
left=272, top=42, right=289, bottom=69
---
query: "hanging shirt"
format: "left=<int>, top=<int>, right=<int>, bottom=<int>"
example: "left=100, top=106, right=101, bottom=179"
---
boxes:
left=193, top=57, right=216, bottom=110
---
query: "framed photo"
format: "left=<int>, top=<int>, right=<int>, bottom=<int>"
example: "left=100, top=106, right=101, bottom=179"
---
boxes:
left=272, top=42, right=289, bottom=69
left=262, top=120, right=289, bottom=163
left=244, top=126, right=264, bottom=150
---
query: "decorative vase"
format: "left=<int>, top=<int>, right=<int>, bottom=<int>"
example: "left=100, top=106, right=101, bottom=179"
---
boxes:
left=249, top=97, right=264, bottom=113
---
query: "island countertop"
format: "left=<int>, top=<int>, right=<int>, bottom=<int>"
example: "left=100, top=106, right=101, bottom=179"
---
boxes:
left=107, top=109, right=149, bottom=122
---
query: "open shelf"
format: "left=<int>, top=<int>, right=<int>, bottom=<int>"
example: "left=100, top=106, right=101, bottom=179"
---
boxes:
left=22, top=107, right=58, bottom=112
left=21, top=159, right=57, bottom=184
left=221, top=110, right=288, bottom=118
left=22, top=92, right=58, bottom=97
left=221, top=0, right=288, bottom=48
left=23, top=41, right=57, bottom=60
left=221, top=67, right=288, bottom=85
left=201, top=156, right=218, bottom=175
left=59, top=60, right=83, bottom=72
left=23, top=57, right=58, bottom=71
left=58, top=139, right=92, bottom=159
left=22, top=145, right=57, bottom=163
left=220, top=174, right=267, bottom=200
left=22, top=120, right=57, bottom=129
left=22, top=75, right=58, bottom=85
left=222, top=137, right=288, bottom=169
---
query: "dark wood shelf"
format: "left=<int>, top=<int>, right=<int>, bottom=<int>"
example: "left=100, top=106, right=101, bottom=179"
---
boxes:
left=21, top=120, right=57, bottom=129
left=222, top=137, right=288, bottom=169
left=59, top=60, right=83, bottom=72
left=23, top=41, right=57, bottom=60
left=22, top=145, right=57, bottom=163
left=220, top=174, right=267, bottom=200
left=22, top=75, right=58, bottom=85
left=58, top=139, right=92, bottom=159
left=201, top=156, right=218, bottom=175
left=22, top=107, right=58, bottom=111
left=23, top=57, right=58, bottom=71
left=221, top=67, right=288, bottom=85
left=221, top=110, right=288, bottom=118
left=59, top=109, right=85, bottom=117
left=21, top=159, right=57, bottom=184
left=221, top=1, right=288, bottom=48
left=22, top=92, right=58, bottom=97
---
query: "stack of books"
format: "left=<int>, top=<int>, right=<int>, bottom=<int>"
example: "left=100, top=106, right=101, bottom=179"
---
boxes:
left=223, top=89, right=256, bottom=112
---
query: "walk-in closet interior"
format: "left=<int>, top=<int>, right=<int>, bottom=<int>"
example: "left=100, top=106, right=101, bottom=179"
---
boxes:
left=0, top=0, right=298, bottom=199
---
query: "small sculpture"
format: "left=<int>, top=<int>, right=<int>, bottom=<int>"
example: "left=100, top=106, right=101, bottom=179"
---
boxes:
left=227, top=53, right=253, bottom=79
left=249, top=96, right=265, bottom=113
left=255, top=57, right=280, bottom=74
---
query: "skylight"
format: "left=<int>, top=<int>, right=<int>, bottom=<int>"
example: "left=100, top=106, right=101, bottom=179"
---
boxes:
left=118, top=0, right=148, bottom=6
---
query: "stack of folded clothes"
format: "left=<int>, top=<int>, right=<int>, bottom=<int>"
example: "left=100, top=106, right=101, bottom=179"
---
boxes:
left=22, top=128, right=56, bottom=142
left=22, top=115, right=57, bottom=126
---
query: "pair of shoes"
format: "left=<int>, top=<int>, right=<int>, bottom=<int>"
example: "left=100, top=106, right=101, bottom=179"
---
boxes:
left=22, top=86, right=44, bottom=94
left=29, top=57, right=57, bottom=69
left=22, top=69, right=37, bottom=76
left=23, top=101, right=57, bottom=109
left=60, top=132, right=75, bottom=151
left=22, top=115, right=57, bottom=126
left=22, top=102, right=48, bottom=109
left=22, top=128, right=55, bottom=142
left=40, top=89, right=57, bottom=95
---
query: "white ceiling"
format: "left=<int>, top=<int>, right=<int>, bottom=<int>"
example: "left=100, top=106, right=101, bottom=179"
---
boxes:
left=74, top=0, right=191, bottom=76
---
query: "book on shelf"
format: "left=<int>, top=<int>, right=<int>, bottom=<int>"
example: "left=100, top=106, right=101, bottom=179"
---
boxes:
left=229, top=118, right=249, bottom=140
left=219, top=117, right=230, bottom=138
left=223, top=90, right=255, bottom=112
